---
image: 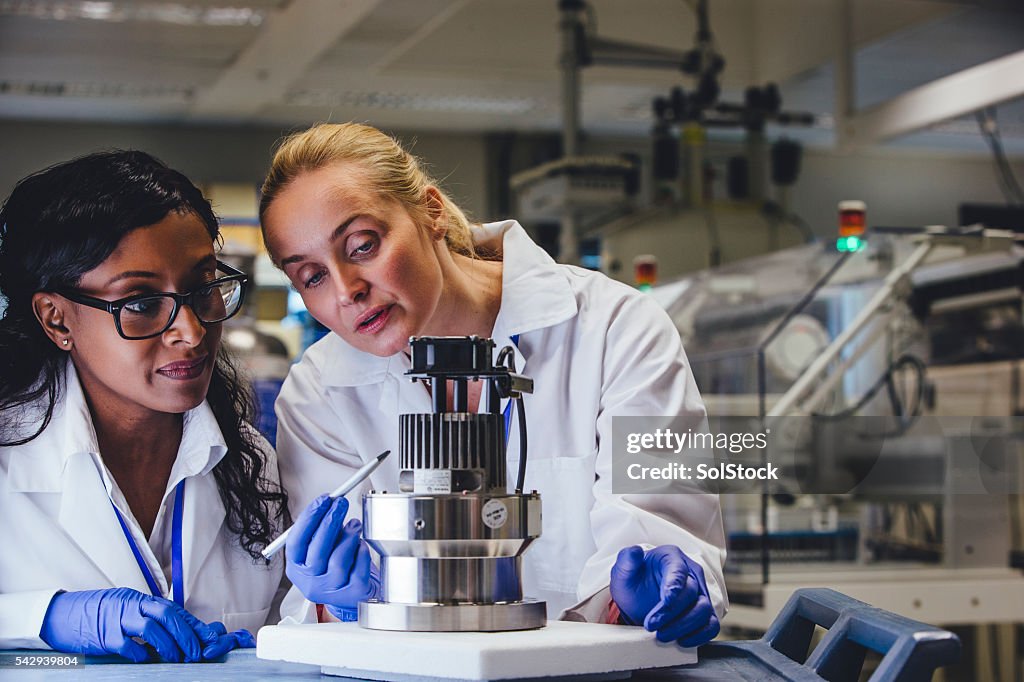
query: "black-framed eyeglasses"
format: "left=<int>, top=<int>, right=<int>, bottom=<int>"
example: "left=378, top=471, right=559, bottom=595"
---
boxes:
left=58, top=260, right=249, bottom=340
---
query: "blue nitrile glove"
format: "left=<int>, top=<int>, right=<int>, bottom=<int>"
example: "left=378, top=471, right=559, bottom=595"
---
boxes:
left=609, top=545, right=720, bottom=647
left=39, top=587, right=214, bottom=663
left=195, top=621, right=256, bottom=659
left=286, top=495, right=381, bottom=622
left=177, top=611, right=256, bottom=660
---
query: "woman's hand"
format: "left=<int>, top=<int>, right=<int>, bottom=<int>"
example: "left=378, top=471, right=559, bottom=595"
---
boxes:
left=285, top=495, right=380, bottom=621
left=39, top=587, right=221, bottom=662
left=176, top=609, right=256, bottom=659
left=609, top=545, right=720, bottom=647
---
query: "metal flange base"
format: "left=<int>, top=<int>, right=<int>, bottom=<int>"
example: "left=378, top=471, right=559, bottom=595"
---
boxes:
left=358, top=599, right=547, bottom=632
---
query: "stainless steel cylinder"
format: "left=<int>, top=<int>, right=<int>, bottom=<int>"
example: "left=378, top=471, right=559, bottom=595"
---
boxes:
left=358, top=599, right=547, bottom=632
left=362, top=492, right=541, bottom=557
left=381, top=556, right=523, bottom=604
left=360, top=492, right=546, bottom=631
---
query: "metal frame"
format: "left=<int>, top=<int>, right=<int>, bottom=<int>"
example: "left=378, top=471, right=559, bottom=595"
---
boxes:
left=837, top=32, right=1024, bottom=148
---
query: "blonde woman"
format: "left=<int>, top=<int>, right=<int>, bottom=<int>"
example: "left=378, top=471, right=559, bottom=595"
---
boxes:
left=262, top=123, right=726, bottom=646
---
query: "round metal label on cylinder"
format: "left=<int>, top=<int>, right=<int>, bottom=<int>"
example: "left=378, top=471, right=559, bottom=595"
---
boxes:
left=481, top=499, right=509, bottom=529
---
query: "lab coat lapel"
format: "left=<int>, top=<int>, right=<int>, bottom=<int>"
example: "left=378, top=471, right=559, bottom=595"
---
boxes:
left=181, top=469, right=226, bottom=599
left=174, top=404, right=229, bottom=599
left=380, top=351, right=433, bottom=416
left=48, top=363, right=152, bottom=591
left=56, top=452, right=152, bottom=593
left=485, top=220, right=578, bottom=346
left=378, top=356, right=402, bottom=417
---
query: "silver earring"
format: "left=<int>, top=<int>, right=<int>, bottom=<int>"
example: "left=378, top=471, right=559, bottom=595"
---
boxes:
left=62, top=339, right=69, bottom=346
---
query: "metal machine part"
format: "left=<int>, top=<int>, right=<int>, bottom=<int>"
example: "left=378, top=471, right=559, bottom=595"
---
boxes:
left=359, top=336, right=546, bottom=632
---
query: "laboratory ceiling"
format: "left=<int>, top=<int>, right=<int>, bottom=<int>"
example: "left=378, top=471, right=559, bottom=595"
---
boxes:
left=0, top=0, right=1022, bottom=153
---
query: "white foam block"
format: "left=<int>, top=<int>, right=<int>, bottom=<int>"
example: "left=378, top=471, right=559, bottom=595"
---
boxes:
left=257, top=620, right=696, bottom=681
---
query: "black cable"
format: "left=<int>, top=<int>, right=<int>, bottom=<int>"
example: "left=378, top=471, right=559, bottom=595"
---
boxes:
left=904, top=503, right=917, bottom=541
left=976, top=108, right=1024, bottom=206
left=497, top=344, right=530, bottom=494
left=496, top=346, right=514, bottom=368
left=812, top=354, right=927, bottom=436
left=703, top=208, right=722, bottom=267
left=787, top=211, right=817, bottom=244
left=889, top=354, right=927, bottom=426
left=515, top=396, right=528, bottom=494
left=885, top=366, right=904, bottom=418
left=989, top=117, right=1024, bottom=203
left=976, top=111, right=1010, bottom=200
left=913, top=503, right=938, bottom=545
left=760, top=201, right=817, bottom=245
left=583, top=1, right=598, bottom=40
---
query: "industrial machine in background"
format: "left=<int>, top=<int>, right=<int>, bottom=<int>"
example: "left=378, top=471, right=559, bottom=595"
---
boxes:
left=651, top=224, right=1024, bottom=634
left=359, top=336, right=546, bottom=632
left=512, top=0, right=817, bottom=278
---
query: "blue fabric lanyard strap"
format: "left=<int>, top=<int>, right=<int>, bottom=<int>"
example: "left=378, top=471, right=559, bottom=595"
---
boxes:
left=503, top=335, right=520, bottom=443
left=110, top=479, right=186, bottom=607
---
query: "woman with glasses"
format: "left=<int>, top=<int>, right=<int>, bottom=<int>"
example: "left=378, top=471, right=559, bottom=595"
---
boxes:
left=0, top=151, right=288, bottom=662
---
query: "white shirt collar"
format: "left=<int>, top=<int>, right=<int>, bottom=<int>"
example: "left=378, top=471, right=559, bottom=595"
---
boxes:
left=320, top=220, right=578, bottom=387
left=12, top=359, right=229, bottom=491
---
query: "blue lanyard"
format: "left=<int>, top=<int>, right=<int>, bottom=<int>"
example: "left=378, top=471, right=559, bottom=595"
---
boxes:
left=503, top=335, right=520, bottom=443
left=110, top=479, right=186, bottom=607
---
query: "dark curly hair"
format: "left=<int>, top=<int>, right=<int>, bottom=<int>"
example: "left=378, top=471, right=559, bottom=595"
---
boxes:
left=0, top=150, right=288, bottom=561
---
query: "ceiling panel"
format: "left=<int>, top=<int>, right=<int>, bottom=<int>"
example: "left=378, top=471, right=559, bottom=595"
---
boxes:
left=311, top=0, right=458, bottom=71
left=855, top=7, right=1024, bottom=109
left=0, top=0, right=1020, bottom=153
left=0, top=12, right=258, bottom=92
left=0, top=15, right=252, bottom=59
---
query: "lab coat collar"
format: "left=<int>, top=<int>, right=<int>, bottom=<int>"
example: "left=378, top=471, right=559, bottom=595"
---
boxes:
left=163, top=395, right=230, bottom=601
left=7, top=359, right=229, bottom=597
left=478, top=220, right=578, bottom=341
left=5, top=362, right=101, bottom=493
left=320, top=220, right=578, bottom=388
left=7, top=359, right=228, bottom=493
left=316, top=334, right=394, bottom=388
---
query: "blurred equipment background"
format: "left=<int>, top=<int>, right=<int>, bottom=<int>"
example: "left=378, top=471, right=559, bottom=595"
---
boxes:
left=1, top=1, right=1022, bottom=679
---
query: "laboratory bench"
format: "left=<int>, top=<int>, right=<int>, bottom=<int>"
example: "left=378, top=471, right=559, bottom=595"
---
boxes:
left=0, top=588, right=963, bottom=681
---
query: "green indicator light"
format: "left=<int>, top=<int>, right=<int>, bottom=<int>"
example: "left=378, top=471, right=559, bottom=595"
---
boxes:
left=637, top=283, right=653, bottom=292
left=836, top=236, right=864, bottom=252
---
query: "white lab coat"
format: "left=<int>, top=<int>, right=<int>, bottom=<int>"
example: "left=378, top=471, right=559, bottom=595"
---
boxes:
left=276, top=220, right=727, bottom=622
left=0, top=360, right=285, bottom=649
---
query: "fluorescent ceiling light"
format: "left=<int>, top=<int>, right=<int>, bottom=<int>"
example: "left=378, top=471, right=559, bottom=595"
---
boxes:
left=287, top=89, right=539, bottom=115
left=0, top=0, right=267, bottom=26
left=0, top=79, right=194, bottom=99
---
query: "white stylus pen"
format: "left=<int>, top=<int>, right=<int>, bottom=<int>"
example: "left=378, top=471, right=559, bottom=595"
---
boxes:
left=261, top=450, right=391, bottom=560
